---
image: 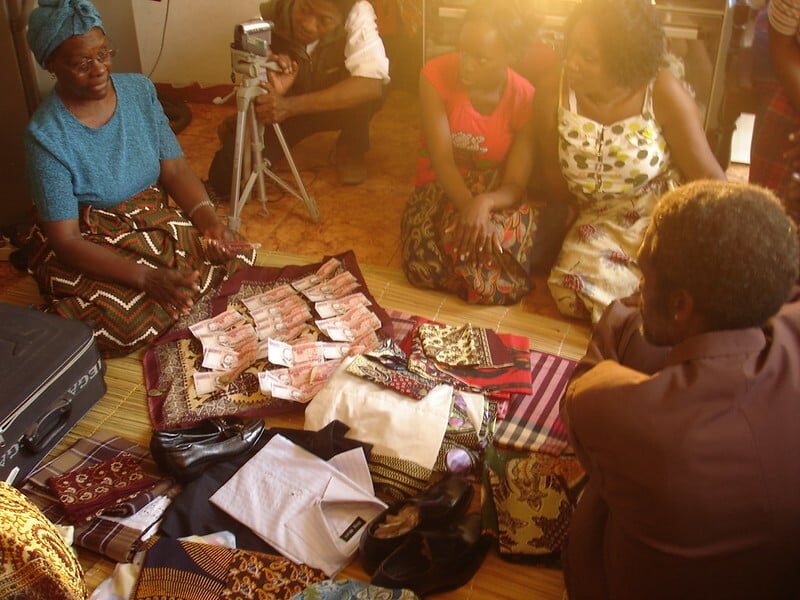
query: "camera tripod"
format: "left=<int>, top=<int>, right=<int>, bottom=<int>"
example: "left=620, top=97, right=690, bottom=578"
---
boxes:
left=226, top=76, right=320, bottom=231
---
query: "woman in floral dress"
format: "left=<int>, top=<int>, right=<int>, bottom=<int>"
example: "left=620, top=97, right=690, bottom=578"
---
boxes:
left=534, top=0, right=725, bottom=323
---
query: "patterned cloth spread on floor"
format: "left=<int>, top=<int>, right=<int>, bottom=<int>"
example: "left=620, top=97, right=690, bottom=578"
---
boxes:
left=131, top=536, right=327, bottom=600
left=144, top=251, right=393, bottom=430
left=21, top=430, right=177, bottom=563
left=481, top=445, right=586, bottom=561
left=417, top=322, right=514, bottom=368
left=345, top=340, right=436, bottom=400
left=547, top=70, right=681, bottom=323
left=493, top=351, right=579, bottom=456
left=27, top=185, right=256, bottom=358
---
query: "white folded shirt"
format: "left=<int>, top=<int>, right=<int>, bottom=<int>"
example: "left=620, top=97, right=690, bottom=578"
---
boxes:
left=209, top=434, right=387, bottom=576
left=305, top=357, right=458, bottom=470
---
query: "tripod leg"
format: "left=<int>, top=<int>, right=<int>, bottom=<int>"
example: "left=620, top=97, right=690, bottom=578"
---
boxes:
left=271, top=123, right=321, bottom=223
left=229, top=97, right=250, bottom=232
left=247, top=105, right=269, bottom=213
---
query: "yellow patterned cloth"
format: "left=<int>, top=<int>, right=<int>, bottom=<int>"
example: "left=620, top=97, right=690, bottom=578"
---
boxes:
left=0, top=482, right=86, bottom=600
left=481, top=446, right=586, bottom=558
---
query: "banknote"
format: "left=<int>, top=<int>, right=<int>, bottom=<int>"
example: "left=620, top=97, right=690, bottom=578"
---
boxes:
left=348, top=329, right=382, bottom=354
left=291, top=272, right=322, bottom=292
left=316, top=304, right=381, bottom=335
left=189, top=309, right=247, bottom=338
left=193, top=371, right=225, bottom=395
left=267, top=338, right=326, bottom=367
left=249, top=295, right=310, bottom=323
left=309, top=359, right=343, bottom=383
left=314, top=292, right=371, bottom=318
left=315, top=257, right=342, bottom=279
left=241, top=284, right=296, bottom=311
left=197, top=323, right=258, bottom=353
left=302, top=271, right=360, bottom=302
left=256, top=321, right=308, bottom=342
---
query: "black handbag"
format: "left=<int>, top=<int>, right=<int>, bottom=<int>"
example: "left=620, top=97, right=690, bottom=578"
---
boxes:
left=150, top=417, right=265, bottom=482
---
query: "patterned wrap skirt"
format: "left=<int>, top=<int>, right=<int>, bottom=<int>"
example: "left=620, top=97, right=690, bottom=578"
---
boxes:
left=400, top=169, right=538, bottom=305
left=28, top=186, right=256, bottom=357
left=547, top=175, right=679, bottom=324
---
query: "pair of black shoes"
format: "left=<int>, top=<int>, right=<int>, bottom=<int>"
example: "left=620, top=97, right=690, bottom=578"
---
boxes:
left=150, top=417, right=265, bottom=482
left=359, top=475, right=489, bottom=597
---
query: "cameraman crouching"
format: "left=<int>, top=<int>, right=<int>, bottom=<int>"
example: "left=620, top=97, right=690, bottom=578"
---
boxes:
left=209, top=0, right=390, bottom=189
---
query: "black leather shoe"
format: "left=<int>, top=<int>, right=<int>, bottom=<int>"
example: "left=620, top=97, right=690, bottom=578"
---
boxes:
left=150, top=417, right=264, bottom=482
left=359, top=475, right=473, bottom=575
left=409, top=474, right=473, bottom=529
left=371, top=513, right=489, bottom=596
left=151, top=417, right=230, bottom=449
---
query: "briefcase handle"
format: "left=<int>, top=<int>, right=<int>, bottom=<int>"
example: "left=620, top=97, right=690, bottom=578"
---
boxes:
left=22, top=399, right=72, bottom=454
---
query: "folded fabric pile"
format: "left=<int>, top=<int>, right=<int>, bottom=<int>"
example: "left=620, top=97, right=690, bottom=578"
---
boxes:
left=348, top=318, right=534, bottom=404
left=47, top=453, right=158, bottom=525
left=308, top=317, right=531, bottom=499
left=22, top=431, right=178, bottom=563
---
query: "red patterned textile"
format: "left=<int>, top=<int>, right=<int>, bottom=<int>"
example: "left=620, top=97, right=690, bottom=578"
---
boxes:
left=48, top=453, right=158, bottom=525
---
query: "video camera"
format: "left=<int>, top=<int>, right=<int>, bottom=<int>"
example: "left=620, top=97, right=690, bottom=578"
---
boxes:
left=230, top=18, right=279, bottom=82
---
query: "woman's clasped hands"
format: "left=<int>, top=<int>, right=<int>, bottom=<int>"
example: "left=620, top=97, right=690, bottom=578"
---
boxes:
left=446, top=193, right=504, bottom=267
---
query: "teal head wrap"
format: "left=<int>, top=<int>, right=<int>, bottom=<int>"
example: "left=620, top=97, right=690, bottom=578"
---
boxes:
left=27, top=0, right=105, bottom=69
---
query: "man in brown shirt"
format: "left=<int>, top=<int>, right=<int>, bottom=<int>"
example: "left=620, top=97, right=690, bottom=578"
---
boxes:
left=562, top=180, right=800, bottom=599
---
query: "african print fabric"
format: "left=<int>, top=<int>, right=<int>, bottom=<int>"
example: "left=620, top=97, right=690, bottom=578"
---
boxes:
left=132, top=537, right=326, bottom=600
left=401, top=169, right=539, bottom=305
left=27, top=185, right=256, bottom=357
left=401, top=317, right=533, bottom=400
left=417, top=322, right=513, bottom=368
left=481, top=445, right=586, bottom=559
left=289, top=578, right=420, bottom=599
left=0, top=482, right=86, bottom=600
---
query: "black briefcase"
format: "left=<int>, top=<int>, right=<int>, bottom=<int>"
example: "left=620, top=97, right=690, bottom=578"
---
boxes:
left=0, top=303, right=106, bottom=486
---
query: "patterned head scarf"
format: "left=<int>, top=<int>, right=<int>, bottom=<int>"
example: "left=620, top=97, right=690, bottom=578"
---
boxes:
left=27, top=0, right=105, bottom=68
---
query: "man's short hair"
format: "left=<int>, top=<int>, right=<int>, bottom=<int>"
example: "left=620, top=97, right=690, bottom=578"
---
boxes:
left=649, top=180, right=799, bottom=330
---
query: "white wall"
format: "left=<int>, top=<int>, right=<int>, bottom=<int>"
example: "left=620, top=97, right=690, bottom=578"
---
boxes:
left=132, top=0, right=264, bottom=87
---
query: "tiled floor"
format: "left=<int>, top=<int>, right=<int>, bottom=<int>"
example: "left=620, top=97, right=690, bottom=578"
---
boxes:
left=175, top=89, right=420, bottom=269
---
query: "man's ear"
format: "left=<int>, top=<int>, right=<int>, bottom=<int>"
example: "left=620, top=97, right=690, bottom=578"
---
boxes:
left=672, top=289, right=693, bottom=318
left=670, top=290, right=702, bottom=339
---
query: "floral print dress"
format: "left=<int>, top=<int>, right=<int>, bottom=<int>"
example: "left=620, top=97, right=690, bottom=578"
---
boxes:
left=547, top=72, right=681, bottom=323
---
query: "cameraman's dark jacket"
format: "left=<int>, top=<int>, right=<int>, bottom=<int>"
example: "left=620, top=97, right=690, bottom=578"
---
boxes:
left=259, top=0, right=349, bottom=95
